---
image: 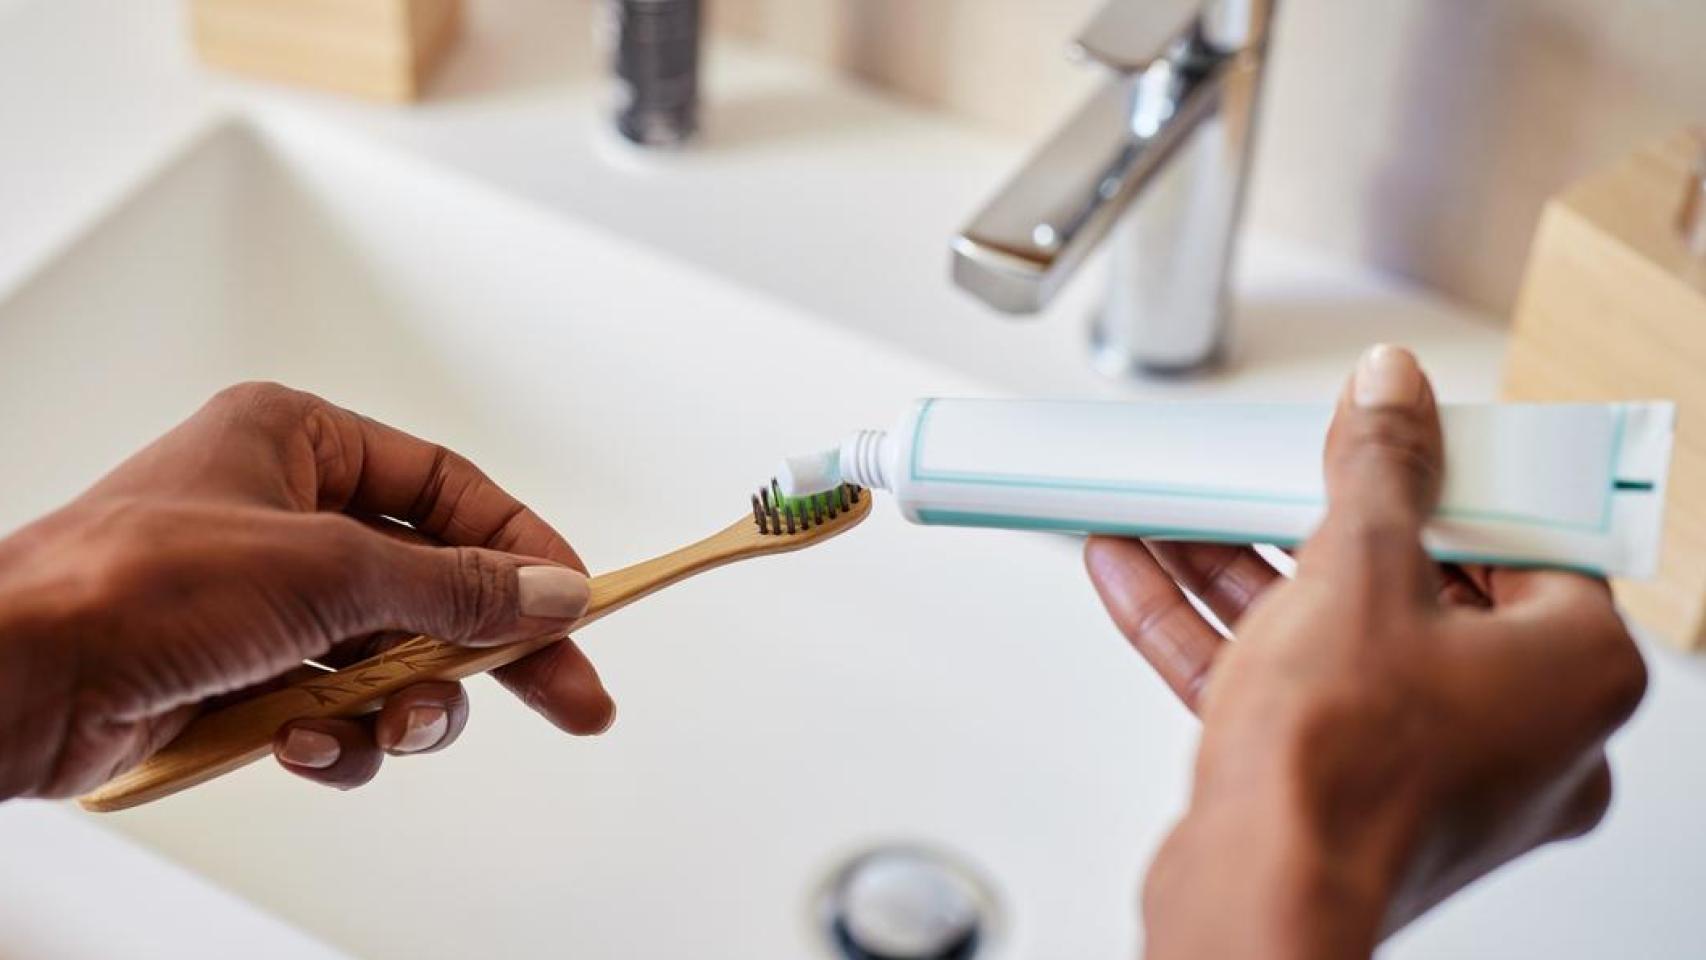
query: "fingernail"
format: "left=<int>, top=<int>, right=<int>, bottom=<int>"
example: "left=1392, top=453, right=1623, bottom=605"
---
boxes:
left=518, top=566, right=591, bottom=619
left=1354, top=344, right=1424, bottom=409
left=392, top=707, right=449, bottom=753
left=280, top=729, right=340, bottom=769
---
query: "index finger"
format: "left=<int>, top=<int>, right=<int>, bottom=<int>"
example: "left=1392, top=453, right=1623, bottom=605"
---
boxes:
left=312, top=403, right=583, bottom=569
left=1450, top=569, right=1647, bottom=731
left=309, top=411, right=612, bottom=733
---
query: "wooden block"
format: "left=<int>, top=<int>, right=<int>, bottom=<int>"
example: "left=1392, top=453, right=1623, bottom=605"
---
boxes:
left=190, top=0, right=462, bottom=102
left=1504, top=129, right=1706, bottom=648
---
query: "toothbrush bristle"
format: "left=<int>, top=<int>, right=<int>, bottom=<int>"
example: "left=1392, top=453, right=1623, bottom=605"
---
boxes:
left=754, top=481, right=864, bottom=536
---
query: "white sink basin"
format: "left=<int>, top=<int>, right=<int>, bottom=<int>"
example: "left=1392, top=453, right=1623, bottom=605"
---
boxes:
left=0, top=115, right=1190, bottom=958
left=9, top=109, right=1706, bottom=960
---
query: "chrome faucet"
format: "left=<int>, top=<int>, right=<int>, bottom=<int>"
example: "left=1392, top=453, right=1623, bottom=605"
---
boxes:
left=951, top=0, right=1277, bottom=376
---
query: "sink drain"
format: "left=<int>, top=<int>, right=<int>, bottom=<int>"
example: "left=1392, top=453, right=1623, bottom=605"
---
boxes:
left=815, top=844, right=1002, bottom=960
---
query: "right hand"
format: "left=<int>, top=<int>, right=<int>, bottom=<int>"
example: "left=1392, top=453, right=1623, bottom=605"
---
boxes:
left=0, top=383, right=614, bottom=801
left=1085, top=346, right=1648, bottom=958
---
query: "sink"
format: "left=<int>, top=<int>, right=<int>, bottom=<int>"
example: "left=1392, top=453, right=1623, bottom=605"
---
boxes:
left=11, top=109, right=1706, bottom=960
left=0, top=115, right=1191, bottom=958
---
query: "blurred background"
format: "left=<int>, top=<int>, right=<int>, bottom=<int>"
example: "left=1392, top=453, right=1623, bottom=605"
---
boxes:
left=717, top=0, right=1704, bottom=318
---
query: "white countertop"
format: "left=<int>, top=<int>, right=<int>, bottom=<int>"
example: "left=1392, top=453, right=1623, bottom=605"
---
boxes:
left=4, top=2, right=1706, bottom=959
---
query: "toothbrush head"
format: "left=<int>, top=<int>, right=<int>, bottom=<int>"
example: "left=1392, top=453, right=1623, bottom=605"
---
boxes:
left=752, top=481, right=866, bottom=536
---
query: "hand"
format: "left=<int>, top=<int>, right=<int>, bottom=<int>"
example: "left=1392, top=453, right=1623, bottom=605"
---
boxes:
left=1085, top=346, right=1647, bottom=958
left=0, top=382, right=615, bottom=800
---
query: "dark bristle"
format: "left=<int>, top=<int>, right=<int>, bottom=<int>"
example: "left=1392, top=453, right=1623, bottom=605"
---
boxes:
left=751, top=481, right=868, bottom=538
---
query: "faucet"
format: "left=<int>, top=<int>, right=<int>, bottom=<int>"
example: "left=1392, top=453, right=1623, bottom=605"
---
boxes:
left=951, top=0, right=1277, bottom=376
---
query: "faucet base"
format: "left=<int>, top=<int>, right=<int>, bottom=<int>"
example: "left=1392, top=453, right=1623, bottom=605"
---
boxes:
left=1088, top=312, right=1225, bottom=379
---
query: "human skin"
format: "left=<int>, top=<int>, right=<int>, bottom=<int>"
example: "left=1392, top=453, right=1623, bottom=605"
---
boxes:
left=0, top=382, right=615, bottom=800
left=1085, top=346, right=1648, bottom=958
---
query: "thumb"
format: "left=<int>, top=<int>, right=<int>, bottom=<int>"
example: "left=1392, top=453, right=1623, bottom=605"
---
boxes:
left=1309, top=344, right=1444, bottom=585
left=347, top=527, right=592, bottom=647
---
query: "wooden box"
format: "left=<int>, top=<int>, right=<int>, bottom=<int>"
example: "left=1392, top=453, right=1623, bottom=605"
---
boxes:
left=1504, top=129, right=1706, bottom=648
left=190, top=0, right=462, bottom=102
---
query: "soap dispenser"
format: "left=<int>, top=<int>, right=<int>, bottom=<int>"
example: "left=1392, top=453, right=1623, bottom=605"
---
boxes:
left=610, top=0, right=702, bottom=146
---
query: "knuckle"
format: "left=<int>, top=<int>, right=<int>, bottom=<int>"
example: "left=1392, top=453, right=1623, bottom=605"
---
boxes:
left=299, top=512, right=370, bottom=557
left=1341, top=414, right=1441, bottom=483
left=302, top=403, right=353, bottom=476
left=447, top=547, right=508, bottom=640
left=407, top=443, right=458, bottom=520
left=1349, top=412, right=1435, bottom=462
left=207, top=380, right=294, bottom=412
left=332, top=757, right=382, bottom=791
left=1557, top=765, right=1614, bottom=841
left=1189, top=549, right=1246, bottom=604
left=203, top=381, right=327, bottom=436
left=1594, top=628, right=1649, bottom=724
left=1125, top=591, right=1193, bottom=645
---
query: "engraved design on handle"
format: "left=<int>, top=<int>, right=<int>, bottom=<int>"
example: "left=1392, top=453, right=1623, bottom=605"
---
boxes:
left=297, top=639, right=468, bottom=706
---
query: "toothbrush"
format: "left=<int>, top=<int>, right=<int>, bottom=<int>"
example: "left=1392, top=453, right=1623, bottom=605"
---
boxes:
left=79, top=483, right=871, bottom=813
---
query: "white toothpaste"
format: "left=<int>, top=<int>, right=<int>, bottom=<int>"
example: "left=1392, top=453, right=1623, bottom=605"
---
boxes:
left=777, top=398, right=1676, bottom=578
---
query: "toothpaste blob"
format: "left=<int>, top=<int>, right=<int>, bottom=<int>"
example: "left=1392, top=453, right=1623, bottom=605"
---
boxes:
left=776, top=398, right=1676, bottom=578
left=777, top=448, right=843, bottom=499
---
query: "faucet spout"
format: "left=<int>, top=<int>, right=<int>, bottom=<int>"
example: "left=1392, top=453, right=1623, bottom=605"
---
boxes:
left=951, top=34, right=1232, bottom=315
left=951, top=0, right=1275, bottom=376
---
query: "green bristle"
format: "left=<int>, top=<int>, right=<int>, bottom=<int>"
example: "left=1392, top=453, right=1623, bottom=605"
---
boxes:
left=770, top=488, right=841, bottom=519
left=774, top=492, right=814, bottom=517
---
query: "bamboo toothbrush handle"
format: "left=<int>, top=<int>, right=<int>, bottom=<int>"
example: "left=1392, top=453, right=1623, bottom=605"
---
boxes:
left=78, top=515, right=798, bottom=813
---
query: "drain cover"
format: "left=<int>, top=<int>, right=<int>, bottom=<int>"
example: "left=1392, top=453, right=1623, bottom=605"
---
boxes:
left=818, top=845, right=999, bottom=960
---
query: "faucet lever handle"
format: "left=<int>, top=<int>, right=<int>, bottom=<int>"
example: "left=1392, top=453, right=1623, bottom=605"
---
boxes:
left=1071, top=0, right=1204, bottom=73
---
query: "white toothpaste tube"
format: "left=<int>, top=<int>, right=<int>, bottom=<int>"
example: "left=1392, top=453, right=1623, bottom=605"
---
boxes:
left=778, top=398, right=1676, bottom=578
